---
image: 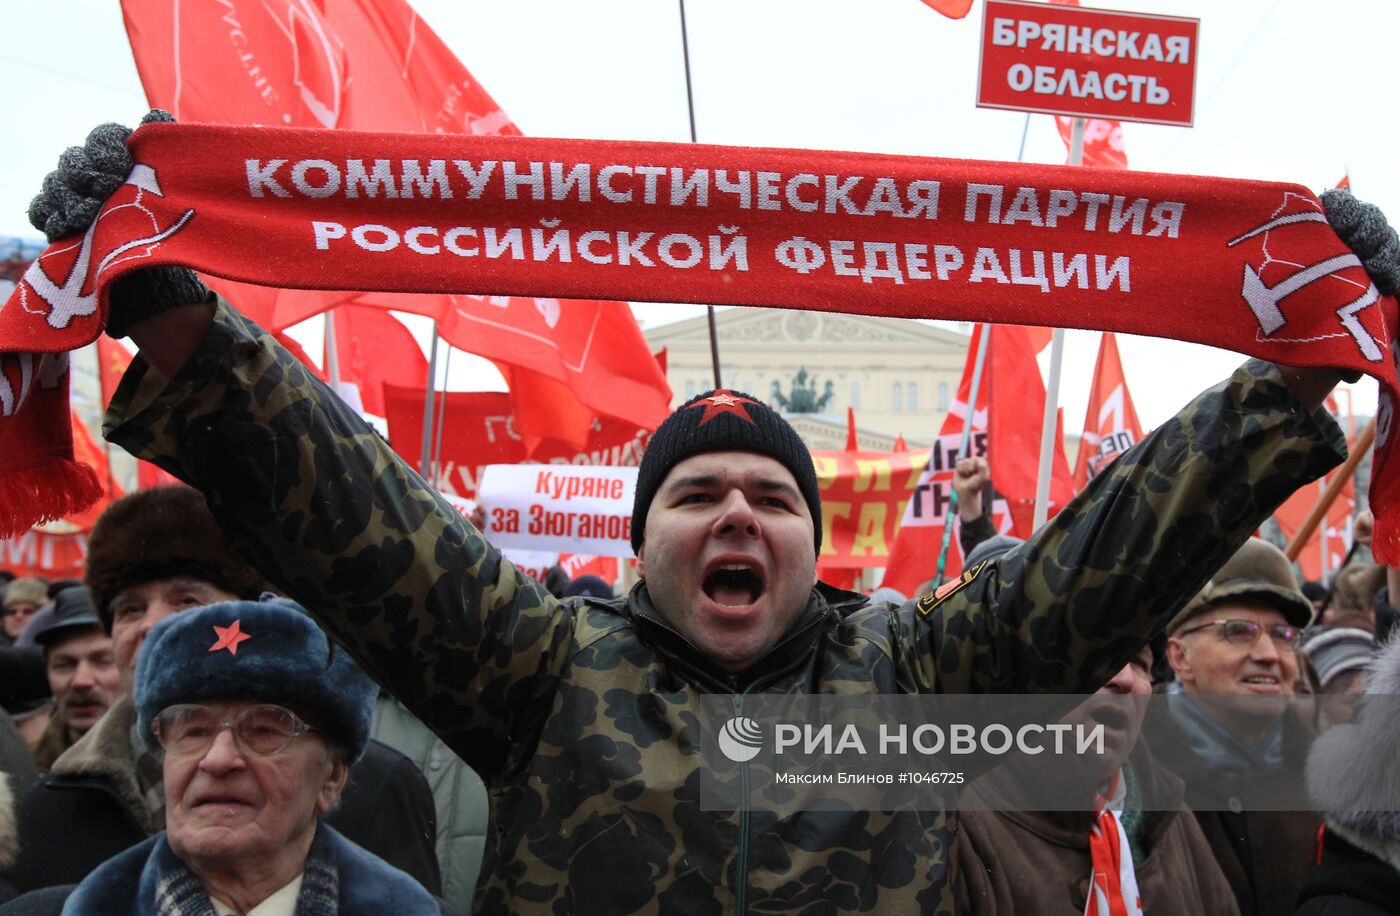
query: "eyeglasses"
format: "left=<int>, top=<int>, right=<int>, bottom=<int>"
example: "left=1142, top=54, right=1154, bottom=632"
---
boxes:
left=152, top=704, right=321, bottom=757
left=1177, top=618, right=1301, bottom=651
left=1, top=606, right=36, bottom=618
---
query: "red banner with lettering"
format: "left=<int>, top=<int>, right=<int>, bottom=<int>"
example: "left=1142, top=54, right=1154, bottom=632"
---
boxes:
left=2, top=124, right=1396, bottom=560
left=382, top=386, right=650, bottom=500
left=812, top=448, right=931, bottom=569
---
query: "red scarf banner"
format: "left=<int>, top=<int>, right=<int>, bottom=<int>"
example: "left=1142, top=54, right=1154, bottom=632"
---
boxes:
left=2, top=123, right=1397, bottom=559
left=0, top=410, right=119, bottom=580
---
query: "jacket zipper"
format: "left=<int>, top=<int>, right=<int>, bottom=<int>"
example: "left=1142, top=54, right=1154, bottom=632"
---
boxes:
left=637, top=606, right=834, bottom=914
left=731, top=688, right=751, bottom=916
left=725, top=626, right=829, bottom=916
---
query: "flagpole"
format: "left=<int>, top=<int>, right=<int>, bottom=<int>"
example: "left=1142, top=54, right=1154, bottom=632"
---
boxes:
left=419, top=326, right=440, bottom=480
left=1318, top=478, right=1328, bottom=577
left=934, top=324, right=991, bottom=584
left=324, top=311, right=342, bottom=388
left=431, top=346, right=453, bottom=482
left=930, top=114, right=1037, bottom=581
left=678, top=0, right=724, bottom=388
left=1031, top=117, right=1083, bottom=531
left=1286, top=417, right=1376, bottom=561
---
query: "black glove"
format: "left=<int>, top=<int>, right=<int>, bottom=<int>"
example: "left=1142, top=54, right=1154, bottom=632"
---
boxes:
left=1321, top=189, right=1400, bottom=297
left=28, top=109, right=214, bottom=339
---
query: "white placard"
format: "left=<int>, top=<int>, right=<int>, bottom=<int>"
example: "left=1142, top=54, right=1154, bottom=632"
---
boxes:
left=478, top=464, right=638, bottom=558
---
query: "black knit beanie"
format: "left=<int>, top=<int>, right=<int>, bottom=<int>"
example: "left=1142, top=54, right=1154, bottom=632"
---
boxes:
left=631, top=389, right=822, bottom=555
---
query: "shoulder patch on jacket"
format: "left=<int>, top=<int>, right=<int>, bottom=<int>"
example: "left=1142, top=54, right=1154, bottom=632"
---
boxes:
left=914, top=561, right=987, bottom=617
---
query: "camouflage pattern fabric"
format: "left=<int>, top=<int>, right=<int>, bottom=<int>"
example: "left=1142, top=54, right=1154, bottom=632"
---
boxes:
left=104, top=302, right=1345, bottom=915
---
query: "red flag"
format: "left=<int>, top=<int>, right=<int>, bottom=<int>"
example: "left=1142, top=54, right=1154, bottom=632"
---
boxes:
left=882, top=326, right=999, bottom=593
left=66, top=409, right=121, bottom=529
left=817, top=566, right=860, bottom=590
left=1022, top=326, right=1055, bottom=354
left=845, top=407, right=860, bottom=451
left=918, top=0, right=974, bottom=18
left=893, top=434, right=909, bottom=453
left=381, top=387, right=650, bottom=498
left=119, top=0, right=670, bottom=434
left=1273, top=396, right=1356, bottom=582
left=137, top=461, right=182, bottom=491
left=328, top=306, right=427, bottom=417
left=1074, top=333, right=1145, bottom=488
left=881, top=324, right=1074, bottom=593
left=985, top=325, right=1076, bottom=538
left=497, top=364, right=596, bottom=454
left=1056, top=116, right=1129, bottom=169
left=96, top=338, right=133, bottom=407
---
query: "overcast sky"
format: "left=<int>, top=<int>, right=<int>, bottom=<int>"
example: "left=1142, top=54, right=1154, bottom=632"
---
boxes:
left=3, top=0, right=1390, bottom=431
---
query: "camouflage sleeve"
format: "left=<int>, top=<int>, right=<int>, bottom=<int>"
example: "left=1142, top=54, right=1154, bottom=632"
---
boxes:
left=103, top=300, right=570, bottom=783
left=900, top=359, right=1347, bottom=696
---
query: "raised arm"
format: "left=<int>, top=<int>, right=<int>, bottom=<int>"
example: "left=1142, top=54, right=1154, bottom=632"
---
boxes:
left=29, top=116, right=572, bottom=783
left=910, top=357, right=1348, bottom=696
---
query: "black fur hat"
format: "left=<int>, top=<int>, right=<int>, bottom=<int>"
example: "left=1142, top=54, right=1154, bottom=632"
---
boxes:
left=85, top=486, right=264, bottom=632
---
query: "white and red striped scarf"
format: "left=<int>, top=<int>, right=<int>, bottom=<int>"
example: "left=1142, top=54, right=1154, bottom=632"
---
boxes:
left=1087, top=770, right=1144, bottom=916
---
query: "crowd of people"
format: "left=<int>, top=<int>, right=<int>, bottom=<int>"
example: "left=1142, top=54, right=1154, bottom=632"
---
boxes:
left=0, top=118, right=1398, bottom=914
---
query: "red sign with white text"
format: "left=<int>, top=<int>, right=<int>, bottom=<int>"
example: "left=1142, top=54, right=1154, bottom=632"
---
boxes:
left=978, top=0, right=1199, bottom=126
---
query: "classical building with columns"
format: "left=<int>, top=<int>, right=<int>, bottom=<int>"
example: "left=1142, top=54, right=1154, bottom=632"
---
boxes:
left=642, top=308, right=971, bottom=451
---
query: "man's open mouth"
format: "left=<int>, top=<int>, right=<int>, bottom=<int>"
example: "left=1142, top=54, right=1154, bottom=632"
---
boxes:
left=703, top=563, right=766, bottom=607
left=1087, top=703, right=1131, bottom=732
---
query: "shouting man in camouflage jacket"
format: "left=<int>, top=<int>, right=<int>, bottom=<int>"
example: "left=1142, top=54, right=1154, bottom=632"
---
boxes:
left=28, top=120, right=1395, bottom=914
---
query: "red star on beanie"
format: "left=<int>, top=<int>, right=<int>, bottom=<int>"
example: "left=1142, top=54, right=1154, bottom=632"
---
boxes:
left=686, top=390, right=759, bottom=426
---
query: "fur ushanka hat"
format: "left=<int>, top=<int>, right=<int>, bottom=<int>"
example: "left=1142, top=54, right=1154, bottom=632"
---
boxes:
left=134, top=596, right=377, bottom=762
left=85, top=486, right=264, bottom=631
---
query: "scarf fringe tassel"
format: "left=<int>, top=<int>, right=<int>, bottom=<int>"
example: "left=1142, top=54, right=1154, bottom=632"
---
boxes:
left=0, top=459, right=104, bottom=540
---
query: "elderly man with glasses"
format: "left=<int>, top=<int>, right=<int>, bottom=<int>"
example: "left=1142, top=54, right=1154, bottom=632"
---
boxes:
left=1155, top=538, right=1319, bottom=916
left=0, top=597, right=453, bottom=915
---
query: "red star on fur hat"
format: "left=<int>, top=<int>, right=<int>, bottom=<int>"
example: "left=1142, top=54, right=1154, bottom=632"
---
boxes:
left=209, top=619, right=251, bottom=655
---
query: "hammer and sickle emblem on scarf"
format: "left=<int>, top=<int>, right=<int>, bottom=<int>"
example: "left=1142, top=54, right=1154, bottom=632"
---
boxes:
left=21, top=164, right=195, bottom=330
